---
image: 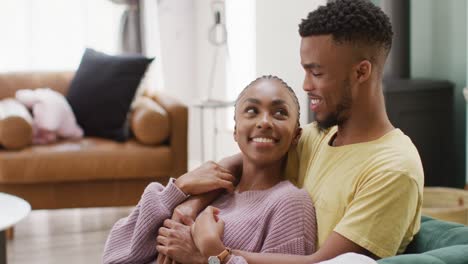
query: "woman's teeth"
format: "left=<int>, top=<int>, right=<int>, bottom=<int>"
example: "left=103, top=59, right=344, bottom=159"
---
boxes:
left=252, top=137, right=274, bottom=143
left=311, top=99, right=320, bottom=105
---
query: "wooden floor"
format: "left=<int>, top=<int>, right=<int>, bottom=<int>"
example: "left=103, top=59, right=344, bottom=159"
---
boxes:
left=6, top=207, right=133, bottom=264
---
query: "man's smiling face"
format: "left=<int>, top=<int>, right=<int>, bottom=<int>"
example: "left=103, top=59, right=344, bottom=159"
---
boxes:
left=300, top=35, right=354, bottom=130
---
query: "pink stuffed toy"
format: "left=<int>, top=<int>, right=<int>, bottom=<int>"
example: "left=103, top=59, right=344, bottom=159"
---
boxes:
left=15, top=88, right=84, bottom=145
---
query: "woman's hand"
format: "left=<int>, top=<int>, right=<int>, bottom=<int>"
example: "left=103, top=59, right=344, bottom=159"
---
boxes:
left=175, top=161, right=236, bottom=195
left=191, top=206, right=226, bottom=258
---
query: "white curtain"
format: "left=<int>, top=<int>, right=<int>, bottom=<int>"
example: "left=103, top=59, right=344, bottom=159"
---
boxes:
left=139, top=0, right=165, bottom=93
left=110, top=0, right=143, bottom=54
left=0, top=0, right=125, bottom=71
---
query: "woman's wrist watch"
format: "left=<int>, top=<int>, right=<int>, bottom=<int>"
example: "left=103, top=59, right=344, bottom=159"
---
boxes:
left=208, top=248, right=231, bottom=264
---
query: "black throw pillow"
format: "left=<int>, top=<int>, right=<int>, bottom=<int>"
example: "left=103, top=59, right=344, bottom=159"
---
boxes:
left=66, top=48, right=153, bottom=141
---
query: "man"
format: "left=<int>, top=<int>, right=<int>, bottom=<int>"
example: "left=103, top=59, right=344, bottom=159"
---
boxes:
left=157, top=0, right=423, bottom=262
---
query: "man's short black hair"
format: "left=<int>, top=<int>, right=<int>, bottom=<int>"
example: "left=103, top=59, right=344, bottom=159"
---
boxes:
left=299, top=0, right=393, bottom=52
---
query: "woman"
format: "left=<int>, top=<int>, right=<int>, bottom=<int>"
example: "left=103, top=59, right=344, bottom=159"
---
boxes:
left=103, top=75, right=316, bottom=264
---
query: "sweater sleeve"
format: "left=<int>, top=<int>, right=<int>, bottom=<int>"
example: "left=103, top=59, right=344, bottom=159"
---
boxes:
left=226, top=188, right=317, bottom=264
left=102, top=179, right=189, bottom=264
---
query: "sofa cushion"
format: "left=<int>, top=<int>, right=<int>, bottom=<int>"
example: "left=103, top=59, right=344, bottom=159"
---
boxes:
left=66, top=48, right=153, bottom=141
left=0, top=138, right=172, bottom=183
left=378, top=245, right=468, bottom=264
left=131, top=96, right=170, bottom=145
left=405, top=216, right=468, bottom=253
left=377, top=216, right=468, bottom=264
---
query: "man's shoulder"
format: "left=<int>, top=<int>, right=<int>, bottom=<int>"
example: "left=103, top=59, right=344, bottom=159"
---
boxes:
left=371, top=129, right=423, bottom=173
left=359, top=129, right=424, bottom=189
left=315, top=128, right=424, bottom=188
left=301, top=122, right=336, bottom=138
left=298, top=122, right=336, bottom=152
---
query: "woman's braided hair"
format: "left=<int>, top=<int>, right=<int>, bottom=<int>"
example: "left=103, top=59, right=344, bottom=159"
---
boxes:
left=234, top=75, right=300, bottom=127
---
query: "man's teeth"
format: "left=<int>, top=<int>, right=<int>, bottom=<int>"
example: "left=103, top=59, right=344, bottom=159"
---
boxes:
left=311, top=99, right=320, bottom=105
left=252, top=137, right=274, bottom=143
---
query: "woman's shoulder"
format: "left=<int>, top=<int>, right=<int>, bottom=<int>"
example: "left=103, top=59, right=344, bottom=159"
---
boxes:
left=267, top=181, right=312, bottom=207
left=266, top=181, right=316, bottom=232
left=270, top=180, right=309, bottom=195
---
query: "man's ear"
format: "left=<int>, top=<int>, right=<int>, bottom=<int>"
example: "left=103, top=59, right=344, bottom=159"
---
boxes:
left=291, top=127, right=302, bottom=146
left=355, top=60, right=372, bottom=83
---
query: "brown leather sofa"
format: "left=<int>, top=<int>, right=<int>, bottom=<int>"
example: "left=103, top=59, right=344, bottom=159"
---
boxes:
left=0, top=72, right=188, bottom=209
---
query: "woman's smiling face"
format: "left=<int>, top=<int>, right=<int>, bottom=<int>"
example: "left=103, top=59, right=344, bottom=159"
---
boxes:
left=234, top=79, right=301, bottom=166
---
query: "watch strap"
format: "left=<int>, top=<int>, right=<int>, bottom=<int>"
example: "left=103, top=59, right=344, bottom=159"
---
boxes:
left=218, top=247, right=231, bottom=262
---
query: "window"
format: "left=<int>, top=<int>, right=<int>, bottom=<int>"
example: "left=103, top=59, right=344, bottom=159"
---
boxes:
left=0, top=0, right=124, bottom=71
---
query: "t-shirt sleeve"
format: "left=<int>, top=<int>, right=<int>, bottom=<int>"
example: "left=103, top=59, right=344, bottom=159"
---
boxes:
left=333, top=171, right=420, bottom=258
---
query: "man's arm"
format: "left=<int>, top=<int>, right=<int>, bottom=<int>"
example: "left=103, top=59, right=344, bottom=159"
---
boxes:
left=159, top=225, right=374, bottom=264
left=232, top=232, right=376, bottom=264
left=172, top=153, right=243, bottom=221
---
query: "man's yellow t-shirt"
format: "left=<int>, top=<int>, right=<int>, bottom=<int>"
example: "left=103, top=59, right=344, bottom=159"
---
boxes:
left=286, top=123, right=424, bottom=258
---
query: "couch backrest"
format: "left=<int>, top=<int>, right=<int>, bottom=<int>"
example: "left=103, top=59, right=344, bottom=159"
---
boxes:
left=0, top=72, right=75, bottom=99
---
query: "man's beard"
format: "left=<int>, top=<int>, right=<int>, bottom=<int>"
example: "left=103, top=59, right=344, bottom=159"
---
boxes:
left=316, top=80, right=352, bottom=131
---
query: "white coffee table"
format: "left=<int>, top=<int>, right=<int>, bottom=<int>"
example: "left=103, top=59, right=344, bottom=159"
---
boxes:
left=0, top=193, right=31, bottom=264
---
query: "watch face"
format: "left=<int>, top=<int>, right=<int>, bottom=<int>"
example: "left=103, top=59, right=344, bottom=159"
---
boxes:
left=208, top=256, right=221, bottom=264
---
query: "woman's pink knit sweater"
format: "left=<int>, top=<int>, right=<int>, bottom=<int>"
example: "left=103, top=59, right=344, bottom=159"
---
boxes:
left=103, top=179, right=316, bottom=264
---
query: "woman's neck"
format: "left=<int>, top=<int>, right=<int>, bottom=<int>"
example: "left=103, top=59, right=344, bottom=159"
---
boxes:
left=236, top=158, right=284, bottom=193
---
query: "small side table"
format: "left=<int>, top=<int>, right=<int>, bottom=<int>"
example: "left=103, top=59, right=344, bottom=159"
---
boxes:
left=0, top=193, right=31, bottom=264
left=192, top=99, right=235, bottom=162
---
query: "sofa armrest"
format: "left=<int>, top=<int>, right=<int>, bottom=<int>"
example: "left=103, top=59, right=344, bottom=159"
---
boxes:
left=147, top=92, right=188, bottom=178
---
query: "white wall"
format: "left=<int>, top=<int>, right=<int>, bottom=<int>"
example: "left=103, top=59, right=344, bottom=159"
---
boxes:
left=192, top=0, right=232, bottom=166
left=255, top=0, right=325, bottom=127
left=157, top=0, right=201, bottom=169
left=210, top=0, right=326, bottom=163
left=156, top=0, right=325, bottom=168
left=158, top=0, right=197, bottom=103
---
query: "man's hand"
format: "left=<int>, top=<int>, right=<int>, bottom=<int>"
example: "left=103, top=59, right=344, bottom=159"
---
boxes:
left=155, top=196, right=218, bottom=264
left=171, top=153, right=244, bottom=222
left=191, top=206, right=226, bottom=257
left=156, top=219, right=205, bottom=264
left=175, top=161, right=236, bottom=195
